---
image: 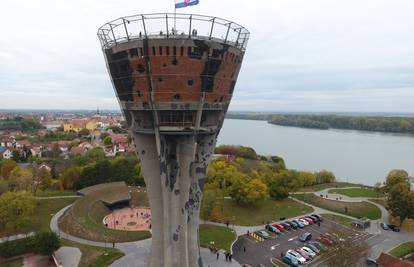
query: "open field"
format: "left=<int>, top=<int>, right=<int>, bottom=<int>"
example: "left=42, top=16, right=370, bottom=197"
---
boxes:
left=0, top=198, right=76, bottom=237
left=292, top=193, right=381, bottom=220
left=328, top=187, right=384, bottom=198
left=61, top=239, right=124, bottom=267
left=298, top=182, right=364, bottom=192
left=59, top=185, right=151, bottom=242
left=0, top=258, right=22, bottom=267
left=199, top=224, right=237, bottom=252
left=202, top=198, right=313, bottom=226
left=34, top=190, right=76, bottom=197
left=389, top=242, right=414, bottom=263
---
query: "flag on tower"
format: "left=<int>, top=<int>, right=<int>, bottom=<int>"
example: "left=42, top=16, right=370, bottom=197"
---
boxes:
left=175, top=0, right=199, bottom=9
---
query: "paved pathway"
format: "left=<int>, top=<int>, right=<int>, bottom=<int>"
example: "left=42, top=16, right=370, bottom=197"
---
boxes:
left=50, top=204, right=242, bottom=267
left=0, top=232, right=35, bottom=243
left=54, top=246, right=81, bottom=267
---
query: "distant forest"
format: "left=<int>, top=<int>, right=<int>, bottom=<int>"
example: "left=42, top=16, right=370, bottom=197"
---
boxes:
left=0, top=117, right=44, bottom=131
left=226, top=113, right=414, bottom=134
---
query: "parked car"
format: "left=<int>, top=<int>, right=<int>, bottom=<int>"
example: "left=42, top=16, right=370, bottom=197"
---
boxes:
left=309, top=215, right=320, bottom=223
left=282, top=255, right=299, bottom=267
left=295, top=248, right=311, bottom=261
left=380, top=222, right=389, bottom=230
left=273, top=223, right=286, bottom=232
left=286, top=221, right=298, bottom=229
left=303, top=217, right=313, bottom=225
left=309, top=241, right=327, bottom=251
left=293, top=219, right=305, bottom=228
left=388, top=224, right=400, bottom=232
left=301, top=246, right=316, bottom=258
left=266, top=224, right=281, bottom=234
left=299, top=232, right=312, bottom=242
left=281, top=222, right=292, bottom=230
left=256, top=230, right=270, bottom=239
left=316, top=236, right=334, bottom=246
left=312, top=214, right=323, bottom=221
left=286, top=249, right=306, bottom=264
left=366, top=257, right=378, bottom=266
left=305, top=243, right=320, bottom=254
left=299, top=218, right=309, bottom=226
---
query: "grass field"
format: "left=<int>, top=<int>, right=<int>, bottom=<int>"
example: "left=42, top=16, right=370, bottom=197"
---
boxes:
left=199, top=224, right=237, bottom=252
left=292, top=193, right=381, bottom=220
left=369, top=198, right=387, bottom=208
left=320, top=213, right=361, bottom=230
left=59, top=185, right=151, bottom=242
left=0, top=258, right=23, bottom=267
left=389, top=242, right=414, bottom=263
left=34, top=190, right=77, bottom=197
left=0, top=197, right=76, bottom=237
left=202, top=198, right=313, bottom=226
left=328, top=187, right=384, bottom=198
left=61, top=239, right=124, bottom=267
left=298, top=182, right=363, bottom=192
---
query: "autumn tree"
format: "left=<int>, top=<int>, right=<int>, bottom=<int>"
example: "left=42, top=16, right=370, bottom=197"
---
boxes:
left=59, top=167, right=81, bottom=190
left=315, top=170, right=336, bottom=184
left=0, top=159, right=18, bottom=179
left=8, top=167, right=34, bottom=192
left=103, top=136, right=113, bottom=146
left=320, top=224, right=369, bottom=267
left=0, top=191, right=35, bottom=232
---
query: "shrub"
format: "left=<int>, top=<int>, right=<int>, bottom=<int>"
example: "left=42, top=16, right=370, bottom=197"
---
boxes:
left=0, top=232, right=60, bottom=258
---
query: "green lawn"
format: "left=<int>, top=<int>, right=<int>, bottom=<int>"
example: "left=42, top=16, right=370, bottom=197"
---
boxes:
left=61, top=239, right=124, bottom=267
left=0, top=197, right=76, bottom=237
left=328, top=188, right=384, bottom=198
left=58, top=185, right=151, bottom=243
left=34, top=190, right=77, bottom=197
left=292, top=193, right=381, bottom=220
left=202, top=198, right=313, bottom=226
left=0, top=258, right=23, bottom=267
left=199, top=224, right=237, bottom=252
left=389, top=242, right=414, bottom=263
left=298, top=182, right=363, bottom=192
left=319, top=213, right=363, bottom=230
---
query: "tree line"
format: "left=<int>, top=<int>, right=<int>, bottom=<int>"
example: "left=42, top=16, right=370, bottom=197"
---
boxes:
left=226, top=112, right=414, bottom=134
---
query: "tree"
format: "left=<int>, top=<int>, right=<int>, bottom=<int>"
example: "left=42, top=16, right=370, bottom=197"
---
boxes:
left=1, top=159, right=17, bottom=179
left=78, top=128, right=90, bottom=136
left=34, top=232, right=61, bottom=256
left=8, top=167, right=34, bottom=192
left=103, top=136, right=113, bottom=146
left=320, top=224, right=369, bottom=267
left=384, top=169, right=410, bottom=193
left=314, top=170, right=336, bottom=184
left=59, top=167, right=81, bottom=190
left=230, top=175, right=267, bottom=205
left=387, top=182, right=414, bottom=226
left=0, top=191, right=35, bottom=232
left=298, top=171, right=316, bottom=186
left=131, top=163, right=145, bottom=186
left=269, top=184, right=290, bottom=200
left=37, top=168, right=52, bottom=191
left=200, top=187, right=218, bottom=221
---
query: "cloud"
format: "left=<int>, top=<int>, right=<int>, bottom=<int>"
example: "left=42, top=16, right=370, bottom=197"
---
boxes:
left=0, top=0, right=414, bottom=112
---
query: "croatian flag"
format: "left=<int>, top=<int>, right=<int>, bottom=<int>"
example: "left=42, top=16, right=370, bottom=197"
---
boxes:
left=175, top=0, right=199, bottom=9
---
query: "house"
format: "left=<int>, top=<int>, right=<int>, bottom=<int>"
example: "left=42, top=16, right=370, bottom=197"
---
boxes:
left=70, top=146, right=86, bottom=155
left=39, top=162, right=52, bottom=172
left=79, top=142, right=93, bottom=150
left=110, top=134, right=128, bottom=145
left=30, top=146, right=43, bottom=157
left=15, top=140, right=31, bottom=149
left=2, top=149, right=13, bottom=159
left=63, top=119, right=97, bottom=133
left=377, top=252, right=414, bottom=267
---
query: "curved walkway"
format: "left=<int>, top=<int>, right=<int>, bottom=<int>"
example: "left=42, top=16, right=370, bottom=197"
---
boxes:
left=50, top=204, right=240, bottom=267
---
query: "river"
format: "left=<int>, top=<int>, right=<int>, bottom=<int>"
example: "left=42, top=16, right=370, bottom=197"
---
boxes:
left=217, top=119, right=414, bottom=185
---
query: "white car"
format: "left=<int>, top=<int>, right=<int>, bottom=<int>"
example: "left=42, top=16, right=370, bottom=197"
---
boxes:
left=286, top=249, right=306, bottom=264
left=299, top=218, right=309, bottom=226
left=302, top=246, right=316, bottom=258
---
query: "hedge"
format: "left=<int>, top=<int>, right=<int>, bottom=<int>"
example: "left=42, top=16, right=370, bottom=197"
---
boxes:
left=0, top=232, right=60, bottom=258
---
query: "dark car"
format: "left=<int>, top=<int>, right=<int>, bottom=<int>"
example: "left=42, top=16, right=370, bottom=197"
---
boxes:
left=282, top=255, right=299, bottom=267
left=312, top=214, right=323, bottom=221
left=309, top=241, right=327, bottom=251
left=266, top=224, right=281, bottom=234
left=309, top=215, right=320, bottom=223
left=255, top=230, right=270, bottom=239
left=366, top=257, right=378, bottom=266
left=281, top=222, right=292, bottom=230
left=388, top=224, right=400, bottom=232
left=380, top=222, right=389, bottom=230
left=299, top=232, right=312, bottom=242
left=286, top=221, right=298, bottom=229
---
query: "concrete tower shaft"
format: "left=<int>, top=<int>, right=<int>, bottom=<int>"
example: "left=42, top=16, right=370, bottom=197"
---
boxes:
left=98, top=13, right=249, bottom=267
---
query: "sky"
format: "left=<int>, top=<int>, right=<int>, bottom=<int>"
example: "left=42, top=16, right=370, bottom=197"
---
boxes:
left=1, top=0, right=414, bottom=112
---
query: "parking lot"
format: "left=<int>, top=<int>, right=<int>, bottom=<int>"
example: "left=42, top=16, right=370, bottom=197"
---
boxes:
left=232, top=217, right=372, bottom=267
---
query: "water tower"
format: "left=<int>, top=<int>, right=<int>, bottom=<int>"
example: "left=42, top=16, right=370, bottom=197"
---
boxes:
left=98, top=13, right=249, bottom=267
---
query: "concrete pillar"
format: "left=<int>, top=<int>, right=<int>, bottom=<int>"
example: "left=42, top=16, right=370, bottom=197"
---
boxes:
left=133, top=132, right=216, bottom=267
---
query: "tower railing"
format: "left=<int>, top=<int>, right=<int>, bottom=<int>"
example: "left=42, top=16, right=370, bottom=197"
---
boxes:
left=97, top=13, right=250, bottom=51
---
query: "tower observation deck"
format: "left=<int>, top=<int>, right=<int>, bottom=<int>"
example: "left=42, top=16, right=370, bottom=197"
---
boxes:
left=98, top=13, right=249, bottom=267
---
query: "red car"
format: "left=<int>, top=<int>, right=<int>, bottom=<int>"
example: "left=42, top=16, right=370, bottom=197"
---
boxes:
left=316, top=236, right=333, bottom=246
left=303, top=217, right=314, bottom=225
left=295, top=248, right=311, bottom=261
left=272, top=223, right=285, bottom=232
